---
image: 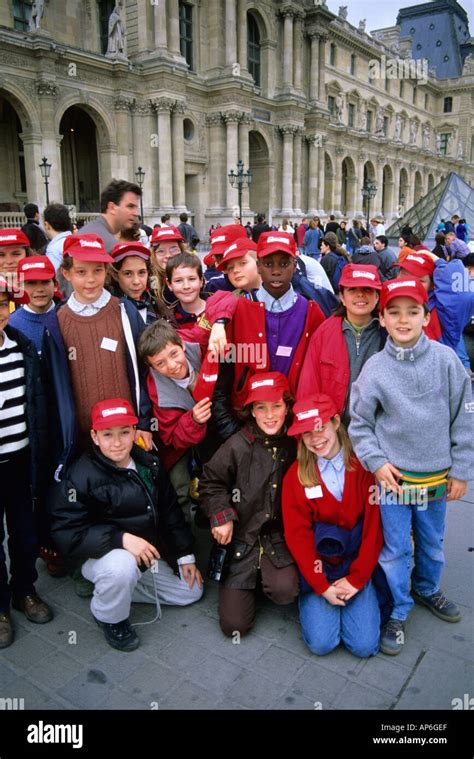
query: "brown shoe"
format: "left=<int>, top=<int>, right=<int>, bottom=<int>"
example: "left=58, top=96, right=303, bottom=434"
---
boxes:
left=12, top=594, right=53, bottom=624
left=0, top=612, right=14, bottom=648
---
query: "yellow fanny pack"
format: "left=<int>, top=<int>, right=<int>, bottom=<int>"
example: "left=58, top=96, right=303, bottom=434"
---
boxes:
left=398, top=469, right=449, bottom=504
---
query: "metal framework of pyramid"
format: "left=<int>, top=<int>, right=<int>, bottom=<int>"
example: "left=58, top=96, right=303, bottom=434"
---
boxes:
left=386, top=172, right=474, bottom=246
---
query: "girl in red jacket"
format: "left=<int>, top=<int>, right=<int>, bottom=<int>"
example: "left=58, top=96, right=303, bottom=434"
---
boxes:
left=297, top=264, right=384, bottom=425
left=282, top=394, right=383, bottom=658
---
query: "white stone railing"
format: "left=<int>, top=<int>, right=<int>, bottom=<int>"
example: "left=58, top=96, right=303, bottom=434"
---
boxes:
left=0, top=212, right=25, bottom=228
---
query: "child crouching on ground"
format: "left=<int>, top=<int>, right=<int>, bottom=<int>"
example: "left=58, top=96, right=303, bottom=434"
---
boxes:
left=282, top=394, right=384, bottom=658
left=349, top=277, right=473, bottom=656
left=49, top=398, right=203, bottom=652
left=199, top=372, right=299, bottom=637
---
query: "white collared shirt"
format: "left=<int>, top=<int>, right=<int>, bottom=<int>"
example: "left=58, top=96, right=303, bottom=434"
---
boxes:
left=67, top=289, right=111, bottom=317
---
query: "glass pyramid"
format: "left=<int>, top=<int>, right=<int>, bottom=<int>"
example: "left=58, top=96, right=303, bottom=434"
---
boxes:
left=386, top=172, right=474, bottom=246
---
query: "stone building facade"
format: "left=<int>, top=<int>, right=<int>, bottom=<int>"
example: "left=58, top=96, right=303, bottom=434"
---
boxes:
left=0, top=0, right=472, bottom=233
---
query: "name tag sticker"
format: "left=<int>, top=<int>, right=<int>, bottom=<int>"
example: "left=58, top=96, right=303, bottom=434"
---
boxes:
left=305, top=485, right=323, bottom=499
left=276, top=345, right=292, bottom=357
left=100, top=337, right=118, bottom=352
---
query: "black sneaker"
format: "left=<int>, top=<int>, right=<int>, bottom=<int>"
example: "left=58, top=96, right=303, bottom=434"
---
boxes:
left=380, top=618, right=405, bottom=656
left=93, top=615, right=140, bottom=652
left=412, top=590, right=462, bottom=622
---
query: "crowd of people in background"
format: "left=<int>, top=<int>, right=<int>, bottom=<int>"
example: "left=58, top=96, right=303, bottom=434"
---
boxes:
left=0, top=180, right=472, bottom=663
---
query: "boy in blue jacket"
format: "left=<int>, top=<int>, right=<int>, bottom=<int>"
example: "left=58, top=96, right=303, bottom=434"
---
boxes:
left=350, top=278, right=473, bottom=656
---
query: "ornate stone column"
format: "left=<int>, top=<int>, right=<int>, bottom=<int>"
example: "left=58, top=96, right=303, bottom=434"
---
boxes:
left=151, top=97, right=175, bottom=209
left=237, top=0, right=248, bottom=73
left=35, top=82, right=62, bottom=203
left=132, top=100, right=156, bottom=213
left=280, top=125, right=296, bottom=214
left=376, top=155, right=385, bottom=219
left=223, top=111, right=241, bottom=211
left=172, top=102, right=186, bottom=211
left=280, top=8, right=294, bottom=90
left=293, top=127, right=304, bottom=214
left=318, top=33, right=328, bottom=103
left=392, top=160, right=401, bottom=219
left=239, top=114, right=254, bottom=215
left=308, top=32, right=319, bottom=102
left=114, top=95, right=134, bottom=180
left=306, top=135, right=319, bottom=215
left=356, top=151, right=367, bottom=218
left=293, top=13, right=304, bottom=93
left=167, top=0, right=181, bottom=56
left=225, top=0, right=238, bottom=68
left=407, top=162, right=416, bottom=209
left=21, top=131, right=45, bottom=207
left=333, top=147, right=345, bottom=216
left=206, top=113, right=226, bottom=210
left=154, top=0, right=168, bottom=51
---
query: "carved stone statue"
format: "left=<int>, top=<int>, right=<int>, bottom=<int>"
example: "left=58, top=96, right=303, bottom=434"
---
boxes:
left=359, top=107, right=367, bottom=131
left=394, top=114, right=402, bottom=141
left=422, top=124, right=431, bottom=150
left=338, top=6, right=348, bottom=20
left=375, top=108, right=385, bottom=136
left=409, top=120, right=418, bottom=145
left=358, top=19, right=366, bottom=33
left=457, top=140, right=464, bottom=160
left=335, top=92, right=344, bottom=123
left=436, top=133, right=442, bottom=154
left=28, top=0, right=45, bottom=31
left=107, top=4, right=126, bottom=56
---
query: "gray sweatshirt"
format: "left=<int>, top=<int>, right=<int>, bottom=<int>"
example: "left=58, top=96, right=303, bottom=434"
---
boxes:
left=349, top=332, right=473, bottom=480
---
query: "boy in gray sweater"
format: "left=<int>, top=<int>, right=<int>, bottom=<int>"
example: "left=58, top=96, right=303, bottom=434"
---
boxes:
left=350, top=277, right=473, bottom=656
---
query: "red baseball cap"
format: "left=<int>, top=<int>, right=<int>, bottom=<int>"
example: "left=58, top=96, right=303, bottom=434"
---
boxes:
left=216, top=238, right=258, bottom=271
left=204, top=225, right=248, bottom=266
left=256, top=231, right=297, bottom=259
left=338, top=264, right=382, bottom=290
left=17, top=256, right=56, bottom=282
left=0, top=228, right=30, bottom=248
left=379, top=276, right=429, bottom=311
left=397, top=253, right=435, bottom=279
left=91, top=398, right=138, bottom=430
left=111, top=241, right=150, bottom=264
left=288, top=394, right=339, bottom=436
left=244, top=372, right=290, bottom=406
left=63, top=234, right=114, bottom=263
left=150, top=225, right=183, bottom=245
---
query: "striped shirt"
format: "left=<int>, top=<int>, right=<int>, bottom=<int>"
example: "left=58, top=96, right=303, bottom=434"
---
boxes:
left=0, top=332, right=29, bottom=460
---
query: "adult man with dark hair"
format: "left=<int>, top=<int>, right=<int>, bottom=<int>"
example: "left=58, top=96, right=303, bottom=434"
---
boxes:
left=80, top=179, right=141, bottom=253
left=374, top=235, right=398, bottom=277
left=177, top=212, right=199, bottom=248
left=251, top=214, right=271, bottom=243
left=324, top=214, right=339, bottom=235
left=43, top=204, right=72, bottom=272
left=21, top=203, right=48, bottom=252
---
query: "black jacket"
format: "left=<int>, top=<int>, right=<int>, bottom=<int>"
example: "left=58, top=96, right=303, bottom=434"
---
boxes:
left=49, top=444, right=194, bottom=570
left=3, top=325, right=48, bottom=496
left=21, top=220, right=48, bottom=252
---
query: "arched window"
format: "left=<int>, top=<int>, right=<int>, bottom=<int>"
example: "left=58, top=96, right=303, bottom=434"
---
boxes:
left=247, top=13, right=261, bottom=87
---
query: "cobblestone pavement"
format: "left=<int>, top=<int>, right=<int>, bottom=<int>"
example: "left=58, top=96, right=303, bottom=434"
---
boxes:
left=1, top=485, right=472, bottom=711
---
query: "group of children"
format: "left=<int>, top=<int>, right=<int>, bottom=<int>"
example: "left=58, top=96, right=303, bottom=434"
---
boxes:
left=0, top=216, right=472, bottom=663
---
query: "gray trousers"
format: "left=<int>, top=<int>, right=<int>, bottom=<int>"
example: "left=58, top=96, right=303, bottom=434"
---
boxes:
left=82, top=548, right=203, bottom=624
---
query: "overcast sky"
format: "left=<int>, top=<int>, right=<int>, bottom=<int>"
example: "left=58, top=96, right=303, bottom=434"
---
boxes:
left=324, top=0, right=470, bottom=35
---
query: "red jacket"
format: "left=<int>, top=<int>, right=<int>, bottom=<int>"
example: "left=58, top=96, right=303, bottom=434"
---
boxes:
left=297, top=316, right=349, bottom=413
left=219, top=296, right=324, bottom=410
left=282, top=457, right=383, bottom=595
left=424, top=305, right=442, bottom=342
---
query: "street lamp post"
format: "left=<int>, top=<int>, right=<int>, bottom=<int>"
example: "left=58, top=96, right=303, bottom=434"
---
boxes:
left=361, top=179, right=377, bottom=231
left=135, top=166, right=145, bottom=223
left=227, top=160, right=253, bottom=224
left=39, top=157, right=52, bottom=205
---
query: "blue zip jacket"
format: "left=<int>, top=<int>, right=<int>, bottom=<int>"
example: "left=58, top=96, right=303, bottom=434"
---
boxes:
left=431, top=259, right=474, bottom=351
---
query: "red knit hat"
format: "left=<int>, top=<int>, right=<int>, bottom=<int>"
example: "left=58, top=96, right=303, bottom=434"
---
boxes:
left=216, top=238, right=258, bottom=271
left=288, top=394, right=339, bottom=436
left=18, top=256, right=56, bottom=282
left=91, top=398, right=138, bottom=430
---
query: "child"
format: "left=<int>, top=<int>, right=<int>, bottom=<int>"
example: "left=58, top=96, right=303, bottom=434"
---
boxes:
left=50, top=398, right=203, bottom=652
left=320, top=232, right=350, bottom=291
left=0, top=284, right=53, bottom=649
left=138, top=319, right=213, bottom=522
left=43, top=232, right=152, bottom=466
left=282, top=394, right=383, bottom=658
left=166, top=252, right=207, bottom=326
left=213, top=238, right=261, bottom=297
left=298, top=264, right=385, bottom=426
left=149, top=225, right=188, bottom=308
left=349, top=277, right=473, bottom=655
left=10, top=256, right=63, bottom=354
left=199, top=372, right=299, bottom=637
left=109, top=241, right=158, bottom=324
left=0, top=228, right=32, bottom=309
left=203, top=224, right=248, bottom=293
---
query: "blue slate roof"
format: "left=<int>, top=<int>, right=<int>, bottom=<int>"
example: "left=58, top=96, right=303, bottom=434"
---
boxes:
left=396, top=0, right=471, bottom=78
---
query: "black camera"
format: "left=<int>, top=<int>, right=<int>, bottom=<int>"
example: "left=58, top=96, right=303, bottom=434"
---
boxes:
left=207, top=542, right=233, bottom=583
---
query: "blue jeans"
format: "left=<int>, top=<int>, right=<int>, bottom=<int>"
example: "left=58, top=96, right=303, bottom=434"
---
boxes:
left=455, top=336, right=471, bottom=370
left=299, top=581, right=380, bottom=658
left=379, top=496, right=446, bottom=621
